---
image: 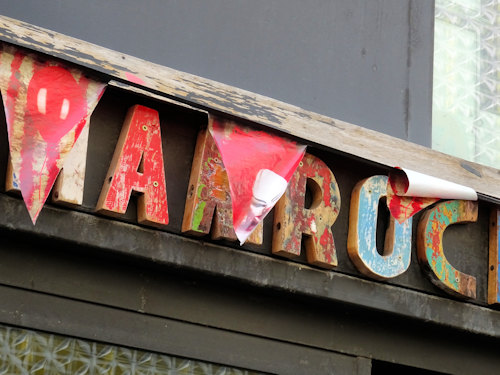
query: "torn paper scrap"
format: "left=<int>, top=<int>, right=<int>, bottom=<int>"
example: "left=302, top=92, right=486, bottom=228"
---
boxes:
left=390, top=168, right=477, bottom=200
left=387, top=182, right=439, bottom=224
left=0, top=43, right=106, bottom=223
left=387, top=167, right=477, bottom=224
left=209, top=116, right=306, bottom=245
left=235, top=168, right=288, bottom=244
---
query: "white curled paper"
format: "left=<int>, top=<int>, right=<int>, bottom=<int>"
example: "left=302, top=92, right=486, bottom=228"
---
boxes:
left=389, top=167, right=478, bottom=200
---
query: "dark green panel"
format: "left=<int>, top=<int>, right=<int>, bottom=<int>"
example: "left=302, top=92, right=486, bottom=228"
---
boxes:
left=0, top=223, right=498, bottom=374
left=0, top=285, right=364, bottom=375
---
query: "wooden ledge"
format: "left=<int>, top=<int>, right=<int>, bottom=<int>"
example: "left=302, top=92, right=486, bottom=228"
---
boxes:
left=0, top=15, right=499, bottom=201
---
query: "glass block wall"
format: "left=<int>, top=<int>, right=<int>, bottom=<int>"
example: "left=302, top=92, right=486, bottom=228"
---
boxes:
left=433, top=0, right=499, bottom=168
left=0, top=324, right=265, bottom=375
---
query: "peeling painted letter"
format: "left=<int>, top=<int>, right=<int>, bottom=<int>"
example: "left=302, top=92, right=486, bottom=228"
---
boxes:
left=272, top=153, right=340, bottom=269
left=181, top=129, right=262, bottom=244
left=348, top=175, right=412, bottom=280
left=417, top=200, right=477, bottom=299
left=97, top=105, right=169, bottom=227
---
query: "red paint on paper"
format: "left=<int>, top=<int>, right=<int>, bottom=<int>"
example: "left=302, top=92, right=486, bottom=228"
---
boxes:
left=0, top=45, right=106, bottom=223
left=387, top=177, right=438, bottom=224
left=4, top=52, right=24, bottom=136
left=27, top=66, right=87, bottom=143
left=210, top=118, right=305, bottom=243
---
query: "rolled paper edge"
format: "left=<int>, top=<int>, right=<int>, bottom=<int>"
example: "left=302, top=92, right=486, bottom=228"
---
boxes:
left=390, top=167, right=477, bottom=201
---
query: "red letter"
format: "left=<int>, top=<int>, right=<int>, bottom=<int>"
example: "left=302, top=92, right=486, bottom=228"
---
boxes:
left=97, top=105, right=168, bottom=227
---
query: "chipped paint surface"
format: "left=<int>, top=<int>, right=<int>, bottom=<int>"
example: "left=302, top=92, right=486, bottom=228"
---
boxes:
left=51, top=120, right=90, bottom=206
left=272, top=153, right=340, bottom=269
left=7, top=122, right=90, bottom=207
left=348, top=175, right=412, bottom=280
left=181, top=129, right=262, bottom=245
left=417, top=200, right=477, bottom=299
left=488, top=208, right=500, bottom=305
left=209, top=116, right=304, bottom=244
left=97, top=105, right=169, bottom=227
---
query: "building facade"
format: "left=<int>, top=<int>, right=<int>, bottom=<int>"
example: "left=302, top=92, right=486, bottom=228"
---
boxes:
left=0, top=2, right=499, bottom=374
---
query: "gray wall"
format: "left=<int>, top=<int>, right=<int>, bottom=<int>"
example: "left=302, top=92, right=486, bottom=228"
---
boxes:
left=0, top=0, right=434, bottom=146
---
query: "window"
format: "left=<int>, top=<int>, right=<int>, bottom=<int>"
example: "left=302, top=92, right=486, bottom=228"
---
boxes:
left=433, top=0, right=499, bottom=168
left=0, top=324, right=265, bottom=375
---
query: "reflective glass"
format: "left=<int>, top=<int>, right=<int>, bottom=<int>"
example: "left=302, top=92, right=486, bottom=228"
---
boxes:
left=433, top=0, right=500, bottom=168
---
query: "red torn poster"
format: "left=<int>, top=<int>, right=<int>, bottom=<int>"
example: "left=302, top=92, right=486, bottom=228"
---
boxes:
left=387, top=167, right=477, bottom=223
left=210, top=116, right=306, bottom=245
left=386, top=177, right=439, bottom=224
left=0, top=44, right=106, bottom=223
